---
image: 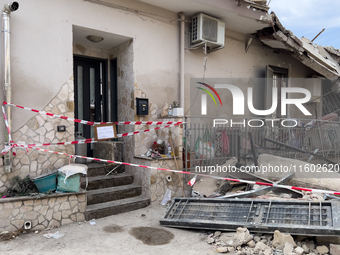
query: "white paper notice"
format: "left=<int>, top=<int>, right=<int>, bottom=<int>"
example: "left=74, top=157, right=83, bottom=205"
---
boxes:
left=96, top=126, right=115, bottom=140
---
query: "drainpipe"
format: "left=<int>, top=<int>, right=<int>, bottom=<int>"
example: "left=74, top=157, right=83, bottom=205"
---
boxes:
left=2, top=2, right=19, bottom=173
left=179, top=12, right=185, bottom=110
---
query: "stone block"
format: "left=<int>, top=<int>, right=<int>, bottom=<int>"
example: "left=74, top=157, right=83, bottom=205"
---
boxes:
left=38, top=215, right=45, bottom=224
left=54, top=204, right=60, bottom=212
left=0, top=218, right=10, bottom=229
left=61, top=219, right=73, bottom=225
left=46, top=209, right=53, bottom=221
left=39, top=205, right=49, bottom=215
left=53, top=212, right=61, bottom=221
left=69, top=195, right=77, bottom=201
left=34, top=199, right=42, bottom=206
left=48, top=198, right=56, bottom=206
left=57, top=196, right=68, bottom=203
left=32, top=225, right=45, bottom=231
left=20, top=206, right=33, bottom=214
left=60, top=202, right=70, bottom=210
left=71, top=214, right=76, bottom=222
left=2, top=201, right=13, bottom=208
left=34, top=205, right=42, bottom=211
left=23, top=211, right=38, bottom=220
left=78, top=202, right=86, bottom=213
left=12, top=208, right=19, bottom=217
left=78, top=194, right=86, bottom=202
left=11, top=219, right=24, bottom=229
left=76, top=213, right=85, bottom=222
left=62, top=210, right=72, bottom=219
left=48, top=219, right=60, bottom=228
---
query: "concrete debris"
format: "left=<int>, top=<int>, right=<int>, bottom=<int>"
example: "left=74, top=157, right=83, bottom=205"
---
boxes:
left=204, top=228, right=333, bottom=255
left=216, top=246, right=229, bottom=253
left=330, top=244, right=340, bottom=255
left=316, top=245, right=329, bottom=254
left=254, top=241, right=270, bottom=252
left=283, top=242, right=294, bottom=255
left=207, top=237, right=215, bottom=244
left=294, top=246, right=304, bottom=255
left=246, top=240, right=255, bottom=248
left=232, top=227, right=253, bottom=247
left=272, top=230, right=297, bottom=248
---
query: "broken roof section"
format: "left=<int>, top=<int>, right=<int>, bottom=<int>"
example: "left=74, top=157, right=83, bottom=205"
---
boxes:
left=259, top=12, right=340, bottom=83
left=141, top=0, right=340, bottom=83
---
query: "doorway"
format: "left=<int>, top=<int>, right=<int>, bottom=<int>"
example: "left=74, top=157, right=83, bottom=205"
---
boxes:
left=74, top=56, right=108, bottom=156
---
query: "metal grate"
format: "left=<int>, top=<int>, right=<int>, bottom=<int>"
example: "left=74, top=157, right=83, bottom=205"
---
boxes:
left=202, top=17, right=218, bottom=42
left=192, top=16, right=198, bottom=42
left=161, top=198, right=340, bottom=236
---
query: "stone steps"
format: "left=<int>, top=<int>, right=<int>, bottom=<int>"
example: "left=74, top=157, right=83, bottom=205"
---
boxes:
left=84, top=163, right=150, bottom=219
left=85, top=196, right=150, bottom=220
left=86, top=162, right=125, bottom=177
left=82, top=173, right=134, bottom=190
left=87, top=184, right=141, bottom=205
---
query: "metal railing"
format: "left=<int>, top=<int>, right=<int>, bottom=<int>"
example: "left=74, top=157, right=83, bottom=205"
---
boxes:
left=183, top=117, right=340, bottom=172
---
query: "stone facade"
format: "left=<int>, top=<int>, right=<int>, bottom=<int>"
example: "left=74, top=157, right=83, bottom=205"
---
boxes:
left=0, top=192, right=86, bottom=232
left=0, top=79, right=75, bottom=192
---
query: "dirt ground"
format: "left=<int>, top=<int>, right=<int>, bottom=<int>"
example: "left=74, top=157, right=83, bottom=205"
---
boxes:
left=2, top=204, right=215, bottom=255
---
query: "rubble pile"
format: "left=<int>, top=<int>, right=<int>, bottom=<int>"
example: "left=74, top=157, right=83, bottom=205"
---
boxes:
left=206, top=228, right=331, bottom=255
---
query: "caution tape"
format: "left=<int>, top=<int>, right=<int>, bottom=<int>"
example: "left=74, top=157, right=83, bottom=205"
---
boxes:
left=12, top=123, right=182, bottom=148
left=20, top=145, right=340, bottom=196
left=2, top=105, right=12, bottom=142
left=3, top=102, right=183, bottom=126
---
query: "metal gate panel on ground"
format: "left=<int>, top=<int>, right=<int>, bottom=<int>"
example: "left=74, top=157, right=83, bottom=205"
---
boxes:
left=160, top=198, right=340, bottom=236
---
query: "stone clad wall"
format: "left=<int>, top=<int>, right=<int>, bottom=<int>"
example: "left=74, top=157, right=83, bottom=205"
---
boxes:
left=0, top=193, right=86, bottom=232
left=0, top=79, right=75, bottom=192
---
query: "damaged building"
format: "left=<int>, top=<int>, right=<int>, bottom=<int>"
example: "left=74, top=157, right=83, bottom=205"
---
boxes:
left=1, top=0, right=340, bottom=242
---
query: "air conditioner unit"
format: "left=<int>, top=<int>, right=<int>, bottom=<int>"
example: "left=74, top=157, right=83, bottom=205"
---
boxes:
left=191, top=13, right=225, bottom=51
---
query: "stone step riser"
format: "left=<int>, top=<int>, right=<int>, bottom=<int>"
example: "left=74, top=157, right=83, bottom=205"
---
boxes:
left=86, top=165, right=125, bottom=177
left=81, top=175, right=134, bottom=190
left=85, top=199, right=150, bottom=220
left=87, top=187, right=142, bottom=205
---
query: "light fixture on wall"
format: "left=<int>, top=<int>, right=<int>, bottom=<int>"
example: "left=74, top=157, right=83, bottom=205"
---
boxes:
left=86, top=35, right=104, bottom=43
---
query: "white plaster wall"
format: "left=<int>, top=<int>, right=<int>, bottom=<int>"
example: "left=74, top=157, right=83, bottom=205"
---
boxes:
left=184, top=28, right=319, bottom=119
left=0, top=0, right=179, bottom=143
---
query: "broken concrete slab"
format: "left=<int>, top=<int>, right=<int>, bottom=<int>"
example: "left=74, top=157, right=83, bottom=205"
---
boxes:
left=316, top=245, right=329, bottom=254
left=232, top=227, right=253, bottom=247
left=254, top=241, right=271, bottom=252
left=330, top=244, right=340, bottom=255
left=257, top=154, right=340, bottom=192
left=272, top=230, right=296, bottom=248
left=295, top=246, right=304, bottom=255
left=283, top=242, right=294, bottom=255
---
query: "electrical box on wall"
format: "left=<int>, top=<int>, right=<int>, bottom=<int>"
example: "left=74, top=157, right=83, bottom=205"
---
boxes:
left=136, top=98, right=149, bottom=115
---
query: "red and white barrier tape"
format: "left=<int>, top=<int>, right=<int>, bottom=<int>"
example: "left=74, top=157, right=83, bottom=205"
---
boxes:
left=22, top=145, right=340, bottom=196
left=3, top=102, right=183, bottom=126
left=2, top=105, right=12, bottom=142
left=11, top=123, right=181, bottom=148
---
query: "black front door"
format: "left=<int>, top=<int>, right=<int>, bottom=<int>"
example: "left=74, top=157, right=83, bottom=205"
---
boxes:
left=74, top=56, right=107, bottom=156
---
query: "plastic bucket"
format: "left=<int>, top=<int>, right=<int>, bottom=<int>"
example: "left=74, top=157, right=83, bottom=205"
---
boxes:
left=32, top=172, right=57, bottom=193
left=57, top=172, right=81, bottom=193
